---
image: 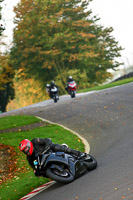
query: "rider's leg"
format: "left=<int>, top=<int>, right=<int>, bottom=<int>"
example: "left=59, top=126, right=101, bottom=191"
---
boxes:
left=51, top=144, right=86, bottom=158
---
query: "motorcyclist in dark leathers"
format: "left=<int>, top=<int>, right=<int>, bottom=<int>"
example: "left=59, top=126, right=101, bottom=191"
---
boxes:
left=19, top=138, right=87, bottom=176
left=46, top=80, right=59, bottom=98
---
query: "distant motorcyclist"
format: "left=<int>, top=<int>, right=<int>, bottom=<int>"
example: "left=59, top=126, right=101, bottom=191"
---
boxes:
left=65, top=76, right=74, bottom=92
left=19, top=138, right=87, bottom=176
left=65, top=76, right=77, bottom=95
left=46, top=81, right=59, bottom=98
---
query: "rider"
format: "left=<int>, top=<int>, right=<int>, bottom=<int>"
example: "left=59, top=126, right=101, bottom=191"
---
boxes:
left=19, top=138, right=87, bottom=176
left=65, top=76, right=75, bottom=92
left=46, top=81, right=59, bottom=98
left=49, top=80, right=59, bottom=98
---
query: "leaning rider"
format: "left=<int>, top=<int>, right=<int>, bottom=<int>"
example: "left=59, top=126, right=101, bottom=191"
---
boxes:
left=19, top=138, right=87, bottom=176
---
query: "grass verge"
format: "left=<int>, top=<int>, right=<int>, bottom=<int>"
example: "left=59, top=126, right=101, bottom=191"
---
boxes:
left=0, top=115, right=41, bottom=130
left=78, top=77, right=133, bottom=93
left=0, top=115, right=84, bottom=200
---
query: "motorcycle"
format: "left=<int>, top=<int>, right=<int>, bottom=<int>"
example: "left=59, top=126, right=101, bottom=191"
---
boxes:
left=50, top=87, right=59, bottom=103
left=68, top=81, right=77, bottom=98
left=33, top=149, right=97, bottom=184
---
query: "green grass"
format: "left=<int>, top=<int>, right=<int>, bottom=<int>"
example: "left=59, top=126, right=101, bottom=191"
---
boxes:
left=1, top=171, right=49, bottom=200
left=0, top=115, right=84, bottom=200
left=0, top=115, right=41, bottom=130
left=78, top=77, right=133, bottom=93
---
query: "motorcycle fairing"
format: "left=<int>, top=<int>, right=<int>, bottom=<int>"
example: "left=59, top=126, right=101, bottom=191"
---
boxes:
left=68, top=81, right=77, bottom=89
left=50, top=87, right=58, bottom=92
left=43, top=152, right=70, bottom=168
left=68, top=157, right=87, bottom=177
left=74, top=161, right=87, bottom=177
left=40, top=152, right=88, bottom=178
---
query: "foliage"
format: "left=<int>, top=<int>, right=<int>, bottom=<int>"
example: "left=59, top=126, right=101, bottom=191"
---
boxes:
left=7, top=76, right=49, bottom=111
left=10, top=0, right=123, bottom=91
left=0, top=54, right=15, bottom=112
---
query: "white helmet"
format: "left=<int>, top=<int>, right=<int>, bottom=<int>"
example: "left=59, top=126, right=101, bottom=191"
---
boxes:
left=68, top=76, right=73, bottom=81
left=46, top=84, right=50, bottom=87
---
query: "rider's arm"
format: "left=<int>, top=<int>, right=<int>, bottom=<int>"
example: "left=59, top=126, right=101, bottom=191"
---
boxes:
left=27, top=156, right=41, bottom=176
left=32, top=138, right=52, bottom=147
left=39, top=138, right=52, bottom=146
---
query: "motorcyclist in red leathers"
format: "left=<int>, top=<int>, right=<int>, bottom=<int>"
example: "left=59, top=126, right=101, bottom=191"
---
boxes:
left=65, top=76, right=74, bottom=92
left=19, top=138, right=86, bottom=176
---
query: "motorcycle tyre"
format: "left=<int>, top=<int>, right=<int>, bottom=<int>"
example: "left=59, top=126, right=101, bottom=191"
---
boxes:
left=71, top=91, right=75, bottom=98
left=53, top=94, right=58, bottom=103
left=46, top=168, right=74, bottom=184
left=84, top=155, right=97, bottom=171
left=54, top=98, right=57, bottom=103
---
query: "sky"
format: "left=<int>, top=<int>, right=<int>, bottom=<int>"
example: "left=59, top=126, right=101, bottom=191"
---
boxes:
left=1, top=0, right=133, bottom=69
left=90, top=0, right=133, bottom=68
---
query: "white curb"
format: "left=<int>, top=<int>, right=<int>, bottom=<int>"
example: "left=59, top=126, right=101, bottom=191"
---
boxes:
left=19, top=181, right=55, bottom=200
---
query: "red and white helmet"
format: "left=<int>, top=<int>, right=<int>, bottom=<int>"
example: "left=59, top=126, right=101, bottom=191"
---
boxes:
left=19, top=139, right=33, bottom=156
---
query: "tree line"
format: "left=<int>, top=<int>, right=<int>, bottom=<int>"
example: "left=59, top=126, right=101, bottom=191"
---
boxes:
left=0, top=0, right=123, bottom=112
left=0, top=0, right=15, bottom=112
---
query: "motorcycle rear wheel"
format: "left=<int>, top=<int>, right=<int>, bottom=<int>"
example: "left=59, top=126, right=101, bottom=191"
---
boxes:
left=46, top=167, right=74, bottom=184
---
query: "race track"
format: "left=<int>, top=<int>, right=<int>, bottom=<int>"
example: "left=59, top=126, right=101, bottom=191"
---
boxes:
left=1, top=82, right=133, bottom=200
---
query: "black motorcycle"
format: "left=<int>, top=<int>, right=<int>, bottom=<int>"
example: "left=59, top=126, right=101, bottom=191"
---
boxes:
left=34, top=150, right=97, bottom=184
left=50, top=87, right=59, bottom=103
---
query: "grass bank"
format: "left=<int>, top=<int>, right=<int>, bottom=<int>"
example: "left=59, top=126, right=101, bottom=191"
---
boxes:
left=0, top=115, right=41, bottom=130
left=78, top=77, right=133, bottom=93
left=0, top=115, right=84, bottom=200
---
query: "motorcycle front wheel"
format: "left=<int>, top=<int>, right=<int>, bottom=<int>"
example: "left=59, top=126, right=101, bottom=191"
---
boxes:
left=84, top=155, right=97, bottom=171
left=53, top=94, right=57, bottom=103
left=54, top=98, right=57, bottom=103
left=71, top=91, right=75, bottom=98
left=46, top=167, right=74, bottom=184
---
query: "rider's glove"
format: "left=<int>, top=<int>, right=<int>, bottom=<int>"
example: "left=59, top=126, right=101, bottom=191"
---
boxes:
left=33, top=160, right=38, bottom=165
left=34, top=169, right=41, bottom=176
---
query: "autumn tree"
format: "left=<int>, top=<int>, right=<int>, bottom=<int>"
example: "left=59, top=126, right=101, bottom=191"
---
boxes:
left=0, top=54, right=15, bottom=112
left=0, top=0, right=15, bottom=112
left=10, top=0, right=123, bottom=92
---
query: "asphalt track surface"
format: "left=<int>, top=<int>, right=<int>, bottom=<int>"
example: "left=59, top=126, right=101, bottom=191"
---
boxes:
left=1, top=82, right=133, bottom=200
